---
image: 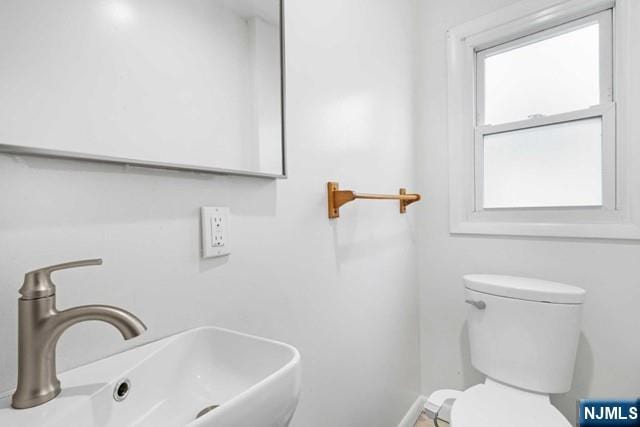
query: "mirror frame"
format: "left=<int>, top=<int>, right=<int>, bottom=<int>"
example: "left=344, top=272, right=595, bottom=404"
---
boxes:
left=0, top=0, right=287, bottom=179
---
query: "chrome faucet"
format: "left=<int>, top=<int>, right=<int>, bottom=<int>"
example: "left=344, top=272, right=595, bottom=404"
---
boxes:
left=11, top=259, right=146, bottom=409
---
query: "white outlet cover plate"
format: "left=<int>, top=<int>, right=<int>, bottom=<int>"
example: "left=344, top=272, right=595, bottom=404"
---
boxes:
left=201, top=207, right=230, bottom=258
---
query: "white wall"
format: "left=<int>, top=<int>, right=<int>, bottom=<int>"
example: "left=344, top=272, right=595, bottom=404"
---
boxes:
left=0, top=0, right=420, bottom=426
left=415, top=0, right=640, bottom=423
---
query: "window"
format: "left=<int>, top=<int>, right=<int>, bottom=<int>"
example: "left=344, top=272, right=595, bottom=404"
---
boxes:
left=475, top=11, right=613, bottom=210
left=447, top=0, right=640, bottom=239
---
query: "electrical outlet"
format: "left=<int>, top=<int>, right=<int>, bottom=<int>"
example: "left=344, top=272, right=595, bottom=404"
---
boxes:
left=210, top=216, right=225, bottom=247
left=201, top=207, right=230, bottom=258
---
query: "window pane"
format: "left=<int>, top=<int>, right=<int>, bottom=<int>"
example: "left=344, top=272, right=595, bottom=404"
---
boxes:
left=482, top=23, right=600, bottom=125
left=483, top=118, right=602, bottom=208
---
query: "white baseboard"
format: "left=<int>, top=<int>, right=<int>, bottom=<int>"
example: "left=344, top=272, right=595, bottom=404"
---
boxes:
left=398, top=395, right=427, bottom=427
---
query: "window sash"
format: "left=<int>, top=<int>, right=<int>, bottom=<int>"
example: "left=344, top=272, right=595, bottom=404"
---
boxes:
left=473, top=103, right=617, bottom=212
left=475, top=9, right=613, bottom=126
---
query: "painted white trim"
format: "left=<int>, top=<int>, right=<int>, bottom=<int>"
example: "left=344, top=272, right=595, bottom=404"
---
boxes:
left=398, top=395, right=428, bottom=427
left=451, top=220, right=640, bottom=240
left=447, top=0, right=640, bottom=239
left=476, top=104, right=612, bottom=135
left=452, top=0, right=615, bottom=50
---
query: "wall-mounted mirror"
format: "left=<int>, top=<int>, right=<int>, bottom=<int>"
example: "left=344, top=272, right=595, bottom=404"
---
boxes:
left=0, top=0, right=285, bottom=178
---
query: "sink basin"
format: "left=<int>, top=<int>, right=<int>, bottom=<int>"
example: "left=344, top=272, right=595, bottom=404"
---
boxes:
left=0, top=327, right=301, bottom=427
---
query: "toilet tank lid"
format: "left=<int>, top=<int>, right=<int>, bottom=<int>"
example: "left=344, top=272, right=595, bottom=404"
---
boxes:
left=463, top=274, right=586, bottom=304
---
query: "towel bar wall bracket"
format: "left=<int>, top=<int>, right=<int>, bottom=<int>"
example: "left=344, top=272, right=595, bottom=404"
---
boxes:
left=327, top=181, right=421, bottom=219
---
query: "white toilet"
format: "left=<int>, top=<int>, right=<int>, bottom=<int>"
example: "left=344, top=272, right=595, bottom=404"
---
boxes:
left=427, top=274, right=586, bottom=427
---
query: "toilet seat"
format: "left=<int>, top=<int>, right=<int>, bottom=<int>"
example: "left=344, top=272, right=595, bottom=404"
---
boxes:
left=450, top=379, right=571, bottom=427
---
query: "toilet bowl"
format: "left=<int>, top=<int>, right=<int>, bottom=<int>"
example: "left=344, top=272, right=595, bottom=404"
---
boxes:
left=450, top=379, right=570, bottom=427
left=428, top=274, right=586, bottom=427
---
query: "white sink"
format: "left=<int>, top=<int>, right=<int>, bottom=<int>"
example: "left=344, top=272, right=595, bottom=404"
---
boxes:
left=0, top=327, right=301, bottom=427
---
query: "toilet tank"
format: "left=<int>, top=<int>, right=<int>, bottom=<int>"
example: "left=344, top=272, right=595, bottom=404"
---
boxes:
left=464, top=274, right=586, bottom=394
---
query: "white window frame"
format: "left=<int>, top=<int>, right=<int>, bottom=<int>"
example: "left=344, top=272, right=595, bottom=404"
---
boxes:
left=447, top=0, right=640, bottom=239
left=475, top=10, right=614, bottom=211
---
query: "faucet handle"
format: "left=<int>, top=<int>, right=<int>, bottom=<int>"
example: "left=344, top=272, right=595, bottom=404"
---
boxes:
left=35, top=258, right=103, bottom=274
left=19, top=258, right=103, bottom=300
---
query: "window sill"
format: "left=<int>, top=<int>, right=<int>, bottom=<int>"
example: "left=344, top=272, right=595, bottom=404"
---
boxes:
left=450, top=220, right=640, bottom=240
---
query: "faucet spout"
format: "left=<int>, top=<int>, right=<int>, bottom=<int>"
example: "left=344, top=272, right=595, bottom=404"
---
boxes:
left=52, top=305, right=147, bottom=340
left=12, top=296, right=146, bottom=409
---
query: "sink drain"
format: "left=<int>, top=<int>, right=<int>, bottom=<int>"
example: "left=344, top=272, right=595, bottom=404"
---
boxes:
left=196, top=404, right=220, bottom=419
left=113, top=379, right=131, bottom=402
